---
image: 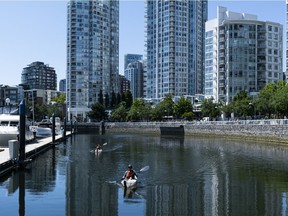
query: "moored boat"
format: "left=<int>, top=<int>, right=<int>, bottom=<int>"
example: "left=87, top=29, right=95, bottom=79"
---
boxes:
left=30, top=126, right=52, bottom=138
left=0, top=114, right=34, bottom=147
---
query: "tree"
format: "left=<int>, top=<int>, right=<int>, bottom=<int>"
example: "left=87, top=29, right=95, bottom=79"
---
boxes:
left=110, top=102, right=127, bottom=121
left=98, top=90, right=103, bottom=105
left=111, top=90, right=117, bottom=108
left=152, top=94, right=174, bottom=120
left=142, top=103, right=152, bottom=121
left=116, top=92, right=122, bottom=106
left=255, top=83, right=277, bottom=118
left=201, top=97, right=221, bottom=120
left=51, top=93, right=66, bottom=119
left=104, top=93, right=109, bottom=108
left=87, top=102, right=106, bottom=121
left=232, top=90, right=252, bottom=119
left=127, top=98, right=148, bottom=121
left=174, top=96, right=193, bottom=119
left=268, top=81, right=288, bottom=118
left=51, top=93, right=66, bottom=104
left=124, top=90, right=133, bottom=108
left=221, top=102, right=233, bottom=120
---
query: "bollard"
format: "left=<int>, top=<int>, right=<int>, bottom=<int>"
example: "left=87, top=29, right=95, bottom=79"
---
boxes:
left=70, top=114, right=73, bottom=134
left=19, top=100, right=26, bottom=166
left=63, top=117, right=66, bottom=138
left=8, top=140, right=19, bottom=160
left=52, top=114, right=55, bottom=144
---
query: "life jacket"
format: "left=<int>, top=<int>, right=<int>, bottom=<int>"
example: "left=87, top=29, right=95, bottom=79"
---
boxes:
left=125, top=170, right=135, bottom=179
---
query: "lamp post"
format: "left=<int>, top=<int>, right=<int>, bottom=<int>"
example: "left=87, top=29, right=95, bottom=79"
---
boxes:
left=5, top=98, right=11, bottom=113
left=249, top=102, right=255, bottom=119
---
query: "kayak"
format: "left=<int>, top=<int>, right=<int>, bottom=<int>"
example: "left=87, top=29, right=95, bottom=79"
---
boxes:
left=121, top=176, right=137, bottom=189
left=95, top=148, right=102, bottom=154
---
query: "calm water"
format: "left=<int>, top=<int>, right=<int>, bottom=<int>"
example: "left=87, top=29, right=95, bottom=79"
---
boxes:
left=1, top=133, right=288, bottom=216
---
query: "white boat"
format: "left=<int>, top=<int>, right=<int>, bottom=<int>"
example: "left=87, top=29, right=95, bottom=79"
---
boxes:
left=121, top=176, right=137, bottom=189
left=0, top=114, right=34, bottom=147
left=31, top=117, right=62, bottom=138
left=30, top=125, right=52, bottom=138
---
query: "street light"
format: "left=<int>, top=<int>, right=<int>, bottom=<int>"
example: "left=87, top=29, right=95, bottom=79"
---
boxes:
left=5, top=98, right=11, bottom=113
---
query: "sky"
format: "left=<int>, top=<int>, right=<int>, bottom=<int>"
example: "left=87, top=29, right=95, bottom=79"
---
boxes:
left=0, top=0, right=286, bottom=88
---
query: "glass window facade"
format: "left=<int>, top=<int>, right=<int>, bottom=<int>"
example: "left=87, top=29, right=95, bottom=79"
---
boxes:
left=145, top=0, right=207, bottom=99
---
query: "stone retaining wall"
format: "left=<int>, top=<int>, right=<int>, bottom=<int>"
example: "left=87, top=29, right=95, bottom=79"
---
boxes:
left=105, top=122, right=288, bottom=143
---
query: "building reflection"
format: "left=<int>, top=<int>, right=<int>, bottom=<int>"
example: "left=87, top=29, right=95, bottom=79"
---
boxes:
left=25, top=148, right=56, bottom=193
left=66, top=135, right=118, bottom=216
left=145, top=137, right=288, bottom=215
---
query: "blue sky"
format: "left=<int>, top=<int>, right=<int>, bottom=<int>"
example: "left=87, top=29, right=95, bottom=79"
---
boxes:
left=0, top=0, right=286, bottom=88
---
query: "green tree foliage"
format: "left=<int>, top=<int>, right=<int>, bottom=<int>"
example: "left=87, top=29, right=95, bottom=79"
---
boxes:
left=104, top=93, right=109, bottom=108
left=51, top=93, right=66, bottom=104
left=127, top=98, right=151, bottom=121
left=255, top=82, right=276, bottom=118
left=116, top=93, right=122, bottom=106
left=110, top=102, right=127, bottom=121
left=221, top=102, right=233, bottom=120
left=174, top=96, right=193, bottom=119
left=98, top=90, right=103, bottom=105
left=201, top=97, right=221, bottom=120
left=50, top=93, right=66, bottom=119
left=272, top=81, right=288, bottom=118
left=124, top=90, right=133, bottom=108
left=152, top=94, right=174, bottom=120
left=142, top=103, right=152, bottom=121
left=151, top=103, right=165, bottom=121
left=87, top=102, right=106, bottom=121
left=111, top=91, right=117, bottom=108
left=231, top=90, right=252, bottom=119
left=33, top=103, right=48, bottom=121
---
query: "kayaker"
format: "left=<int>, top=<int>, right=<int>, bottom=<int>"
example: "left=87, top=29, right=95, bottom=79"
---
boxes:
left=122, top=164, right=137, bottom=180
left=95, top=144, right=102, bottom=152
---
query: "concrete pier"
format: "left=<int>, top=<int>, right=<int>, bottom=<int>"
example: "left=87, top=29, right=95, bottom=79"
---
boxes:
left=0, top=132, right=72, bottom=177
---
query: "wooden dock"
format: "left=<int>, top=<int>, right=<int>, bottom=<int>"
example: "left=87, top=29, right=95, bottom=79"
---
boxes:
left=0, top=132, right=72, bottom=178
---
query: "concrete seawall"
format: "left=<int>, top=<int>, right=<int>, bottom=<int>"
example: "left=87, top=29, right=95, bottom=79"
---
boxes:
left=105, top=121, right=288, bottom=144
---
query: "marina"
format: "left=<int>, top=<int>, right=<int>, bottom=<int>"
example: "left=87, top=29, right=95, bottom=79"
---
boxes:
left=0, top=131, right=71, bottom=177
left=1, top=133, right=288, bottom=215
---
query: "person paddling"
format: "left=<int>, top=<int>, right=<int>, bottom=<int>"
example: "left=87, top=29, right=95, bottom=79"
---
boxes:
left=122, top=164, right=137, bottom=180
left=95, top=144, right=102, bottom=153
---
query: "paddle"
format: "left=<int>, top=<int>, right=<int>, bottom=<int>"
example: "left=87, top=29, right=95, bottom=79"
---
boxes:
left=139, top=165, right=149, bottom=172
left=103, top=142, right=107, bottom=146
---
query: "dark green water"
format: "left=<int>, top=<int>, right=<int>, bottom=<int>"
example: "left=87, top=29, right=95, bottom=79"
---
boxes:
left=1, top=133, right=288, bottom=216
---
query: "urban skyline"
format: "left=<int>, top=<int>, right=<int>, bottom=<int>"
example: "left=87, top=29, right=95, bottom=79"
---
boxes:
left=0, top=1, right=285, bottom=87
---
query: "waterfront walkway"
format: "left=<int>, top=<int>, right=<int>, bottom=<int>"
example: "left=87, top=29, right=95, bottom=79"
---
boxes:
left=0, top=132, right=72, bottom=177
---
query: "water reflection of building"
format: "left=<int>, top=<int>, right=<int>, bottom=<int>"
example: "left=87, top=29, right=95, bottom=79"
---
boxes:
left=66, top=136, right=118, bottom=215
left=145, top=137, right=288, bottom=215
left=25, top=149, right=56, bottom=193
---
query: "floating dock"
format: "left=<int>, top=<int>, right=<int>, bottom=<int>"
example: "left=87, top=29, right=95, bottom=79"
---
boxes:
left=0, top=132, right=72, bottom=177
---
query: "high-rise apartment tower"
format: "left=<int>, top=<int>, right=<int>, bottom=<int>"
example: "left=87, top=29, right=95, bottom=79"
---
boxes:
left=205, top=6, right=283, bottom=103
left=286, top=0, right=288, bottom=75
left=21, top=61, right=57, bottom=91
left=145, top=0, right=207, bottom=99
left=67, top=0, right=119, bottom=121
